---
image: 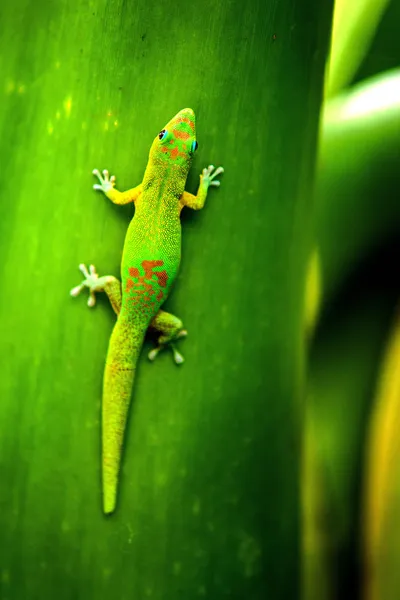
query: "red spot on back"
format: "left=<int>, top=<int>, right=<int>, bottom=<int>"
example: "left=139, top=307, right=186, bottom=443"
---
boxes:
left=141, top=260, right=164, bottom=278
left=155, top=270, right=168, bottom=288
left=125, top=260, right=169, bottom=309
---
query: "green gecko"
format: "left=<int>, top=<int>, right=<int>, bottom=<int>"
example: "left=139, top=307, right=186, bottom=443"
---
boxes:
left=70, top=108, right=223, bottom=515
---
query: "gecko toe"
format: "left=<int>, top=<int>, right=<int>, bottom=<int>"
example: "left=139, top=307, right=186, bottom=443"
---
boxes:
left=70, top=284, right=83, bottom=297
left=148, top=347, right=162, bottom=361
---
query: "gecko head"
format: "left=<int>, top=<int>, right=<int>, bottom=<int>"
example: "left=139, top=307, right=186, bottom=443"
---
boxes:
left=149, top=108, right=197, bottom=171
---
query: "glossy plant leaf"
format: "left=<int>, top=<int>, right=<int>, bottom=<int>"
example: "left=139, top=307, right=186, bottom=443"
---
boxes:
left=355, top=0, right=400, bottom=84
left=303, top=282, right=397, bottom=600
left=0, top=0, right=333, bottom=598
left=363, top=303, right=400, bottom=600
left=315, top=69, right=400, bottom=304
left=326, top=0, right=391, bottom=97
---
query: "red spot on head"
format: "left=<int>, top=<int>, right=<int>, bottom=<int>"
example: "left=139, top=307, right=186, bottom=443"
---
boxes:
left=161, top=146, right=168, bottom=153
left=181, top=117, right=194, bottom=131
left=173, top=129, right=190, bottom=140
left=170, top=147, right=179, bottom=160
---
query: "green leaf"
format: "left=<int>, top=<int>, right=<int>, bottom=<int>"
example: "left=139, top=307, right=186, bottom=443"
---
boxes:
left=326, top=0, right=391, bottom=97
left=354, top=0, right=400, bottom=84
left=0, top=0, right=333, bottom=597
left=303, top=285, right=396, bottom=599
left=363, top=304, right=400, bottom=600
left=315, top=69, right=400, bottom=303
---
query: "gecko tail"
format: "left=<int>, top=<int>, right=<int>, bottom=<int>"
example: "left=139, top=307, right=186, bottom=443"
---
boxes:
left=102, top=361, right=136, bottom=515
left=101, top=319, right=143, bottom=515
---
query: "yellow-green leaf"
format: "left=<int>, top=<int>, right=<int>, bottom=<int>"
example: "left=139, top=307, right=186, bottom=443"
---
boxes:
left=326, top=0, right=391, bottom=97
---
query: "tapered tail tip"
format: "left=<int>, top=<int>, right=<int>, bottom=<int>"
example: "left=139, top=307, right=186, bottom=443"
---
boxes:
left=103, top=489, right=117, bottom=516
left=103, top=505, right=116, bottom=516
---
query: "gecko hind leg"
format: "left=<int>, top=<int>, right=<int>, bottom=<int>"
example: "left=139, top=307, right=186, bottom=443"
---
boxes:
left=70, top=263, right=122, bottom=315
left=148, top=309, right=187, bottom=364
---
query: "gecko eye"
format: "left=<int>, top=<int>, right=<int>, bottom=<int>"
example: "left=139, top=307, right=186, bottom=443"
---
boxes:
left=191, top=140, right=198, bottom=153
left=158, top=129, right=168, bottom=140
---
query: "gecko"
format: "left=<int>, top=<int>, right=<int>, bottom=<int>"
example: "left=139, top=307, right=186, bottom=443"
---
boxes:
left=70, top=108, right=223, bottom=515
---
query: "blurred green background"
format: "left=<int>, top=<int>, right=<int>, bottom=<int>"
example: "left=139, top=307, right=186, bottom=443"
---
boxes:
left=0, top=0, right=399, bottom=598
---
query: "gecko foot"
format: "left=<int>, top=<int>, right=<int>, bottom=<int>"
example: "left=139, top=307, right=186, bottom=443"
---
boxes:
left=93, top=168, right=116, bottom=193
left=70, top=263, right=112, bottom=307
left=201, top=164, right=224, bottom=188
left=148, top=330, right=188, bottom=365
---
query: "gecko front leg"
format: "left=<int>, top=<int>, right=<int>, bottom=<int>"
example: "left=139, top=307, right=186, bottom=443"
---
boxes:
left=70, top=263, right=121, bottom=315
left=180, top=164, right=224, bottom=210
left=93, top=168, right=142, bottom=205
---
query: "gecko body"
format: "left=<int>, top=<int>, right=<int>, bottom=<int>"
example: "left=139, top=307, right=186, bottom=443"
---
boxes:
left=71, top=108, right=223, bottom=514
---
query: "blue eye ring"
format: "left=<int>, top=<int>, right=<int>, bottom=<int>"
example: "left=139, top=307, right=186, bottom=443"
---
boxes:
left=158, top=129, right=168, bottom=140
left=191, top=140, right=198, bottom=153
